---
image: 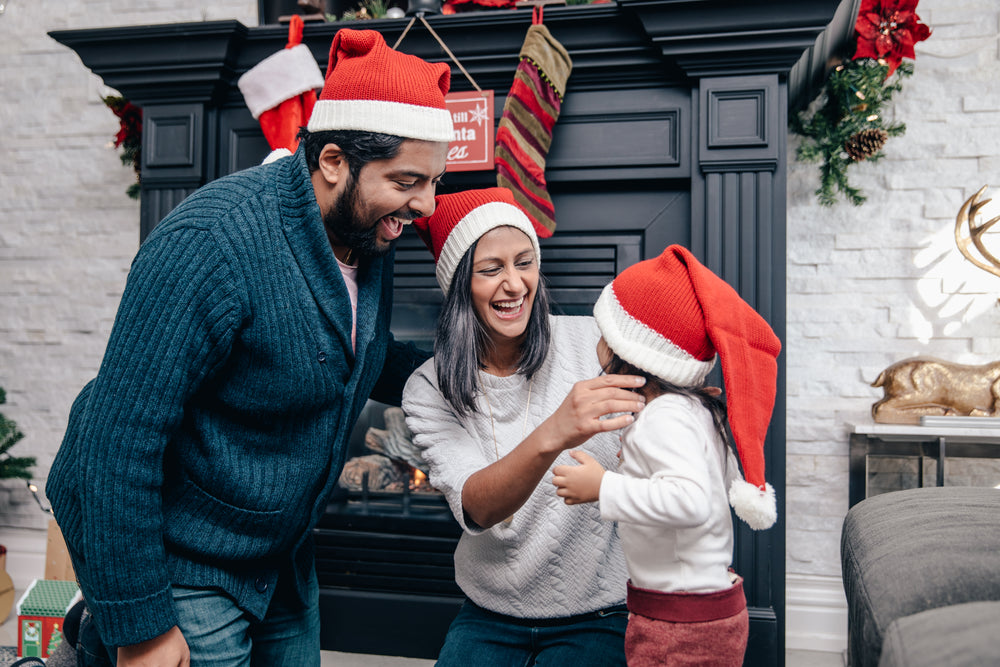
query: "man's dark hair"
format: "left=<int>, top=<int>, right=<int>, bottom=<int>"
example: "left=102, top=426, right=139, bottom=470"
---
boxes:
left=434, top=239, right=552, bottom=416
left=297, top=127, right=406, bottom=178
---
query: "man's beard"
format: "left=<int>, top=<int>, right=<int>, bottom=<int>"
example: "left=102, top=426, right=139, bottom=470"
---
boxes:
left=323, top=174, right=387, bottom=260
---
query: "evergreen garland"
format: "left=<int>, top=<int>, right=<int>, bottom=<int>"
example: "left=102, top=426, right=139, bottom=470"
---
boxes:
left=337, top=0, right=390, bottom=20
left=791, top=58, right=912, bottom=207
left=792, top=0, right=931, bottom=206
left=0, top=387, right=35, bottom=481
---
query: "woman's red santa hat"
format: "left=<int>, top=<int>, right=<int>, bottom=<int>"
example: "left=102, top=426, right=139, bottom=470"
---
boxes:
left=593, top=245, right=782, bottom=530
left=412, top=187, right=546, bottom=294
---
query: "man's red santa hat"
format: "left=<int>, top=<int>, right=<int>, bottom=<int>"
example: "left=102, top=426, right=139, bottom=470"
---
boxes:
left=593, top=245, right=782, bottom=530
left=307, top=29, right=453, bottom=143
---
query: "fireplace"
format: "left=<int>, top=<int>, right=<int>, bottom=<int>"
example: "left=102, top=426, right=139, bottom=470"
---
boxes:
left=50, top=2, right=859, bottom=662
left=317, top=399, right=463, bottom=658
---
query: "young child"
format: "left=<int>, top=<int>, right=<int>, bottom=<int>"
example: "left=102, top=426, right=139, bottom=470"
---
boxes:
left=552, top=244, right=781, bottom=667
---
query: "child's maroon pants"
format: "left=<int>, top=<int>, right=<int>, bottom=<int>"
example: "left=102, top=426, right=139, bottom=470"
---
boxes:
left=624, top=576, right=748, bottom=666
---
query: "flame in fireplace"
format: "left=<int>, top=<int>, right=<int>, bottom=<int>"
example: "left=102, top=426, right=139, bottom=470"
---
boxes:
left=412, top=469, right=428, bottom=488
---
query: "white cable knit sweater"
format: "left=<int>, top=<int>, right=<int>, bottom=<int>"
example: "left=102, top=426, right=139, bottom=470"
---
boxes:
left=402, top=315, right=628, bottom=618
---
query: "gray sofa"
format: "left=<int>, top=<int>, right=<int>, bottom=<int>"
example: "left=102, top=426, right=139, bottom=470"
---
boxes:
left=840, top=487, right=1000, bottom=666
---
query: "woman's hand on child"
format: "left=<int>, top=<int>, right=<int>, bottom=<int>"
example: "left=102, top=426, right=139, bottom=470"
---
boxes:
left=552, top=450, right=606, bottom=505
left=538, top=374, right=645, bottom=453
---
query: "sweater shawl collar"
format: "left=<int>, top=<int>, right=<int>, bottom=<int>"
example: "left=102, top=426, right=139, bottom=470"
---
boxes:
left=275, top=147, right=386, bottom=362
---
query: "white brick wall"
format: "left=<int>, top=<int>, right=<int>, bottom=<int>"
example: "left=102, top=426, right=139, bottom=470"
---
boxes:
left=1, top=0, right=997, bottom=651
left=783, top=3, right=1000, bottom=647
left=0, top=0, right=257, bottom=590
left=786, top=0, right=1000, bottom=587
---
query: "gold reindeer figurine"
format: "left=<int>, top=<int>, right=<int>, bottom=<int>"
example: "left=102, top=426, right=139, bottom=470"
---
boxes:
left=870, top=187, right=1000, bottom=425
left=871, top=357, right=1000, bottom=424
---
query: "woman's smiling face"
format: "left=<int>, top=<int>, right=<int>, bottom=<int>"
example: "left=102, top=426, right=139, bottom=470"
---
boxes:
left=470, top=225, right=539, bottom=347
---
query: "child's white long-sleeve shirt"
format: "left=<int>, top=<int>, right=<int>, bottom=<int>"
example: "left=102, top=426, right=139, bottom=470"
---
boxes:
left=599, top=393, right=739, bottom=593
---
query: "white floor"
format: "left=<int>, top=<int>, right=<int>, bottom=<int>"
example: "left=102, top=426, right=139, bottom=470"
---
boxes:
left=2, top=602, right=844, bottom=667
left=317, top=649, right=845, bottom=666
left=319, top=650, right=844, bottom=666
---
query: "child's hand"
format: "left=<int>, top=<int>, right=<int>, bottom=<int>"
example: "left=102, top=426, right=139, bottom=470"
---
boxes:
left=552, top=450, right=606, bottom=505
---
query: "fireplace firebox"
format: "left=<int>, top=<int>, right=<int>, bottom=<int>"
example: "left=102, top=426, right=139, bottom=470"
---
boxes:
left=50, top=1, right=859, bottom=662
left=317, top=399, right=463, bottom=658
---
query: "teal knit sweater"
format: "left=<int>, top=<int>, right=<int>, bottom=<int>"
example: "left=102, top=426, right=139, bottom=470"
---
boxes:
left=47, top=148, right=428, bottom=648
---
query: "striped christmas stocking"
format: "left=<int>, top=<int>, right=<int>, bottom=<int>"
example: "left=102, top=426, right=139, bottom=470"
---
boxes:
left=495, top=16, right=572, bottom=238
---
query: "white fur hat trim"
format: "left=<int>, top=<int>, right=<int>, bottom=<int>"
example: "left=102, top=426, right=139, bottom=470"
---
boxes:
left=307, top=99, right=454, bottom=144
left=436, top=201, right=541, bottom=294
left=238, top=45, right=324, bottom=120
left=593, top=283, right=715, bottom=385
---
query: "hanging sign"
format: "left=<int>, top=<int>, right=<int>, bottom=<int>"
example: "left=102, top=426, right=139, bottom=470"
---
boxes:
left=445, top=90, right=494, bottom=172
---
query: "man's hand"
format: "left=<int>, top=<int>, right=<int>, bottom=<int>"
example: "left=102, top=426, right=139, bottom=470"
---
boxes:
left=117, top=625, right=190, bottom=667
left=552, top=450, right=606, bottom=505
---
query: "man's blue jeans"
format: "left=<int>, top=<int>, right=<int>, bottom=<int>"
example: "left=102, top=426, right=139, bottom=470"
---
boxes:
left=78, top=572, right=321, bottom=667
left=436, top=599, right=628, bottom=667
left=171, top=574, right=320, bottom=667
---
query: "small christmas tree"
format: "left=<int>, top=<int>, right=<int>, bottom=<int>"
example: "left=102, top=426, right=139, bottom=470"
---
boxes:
left=47, top=622, right=64, bottom=655
left=0, top=387, right=35, bottom=481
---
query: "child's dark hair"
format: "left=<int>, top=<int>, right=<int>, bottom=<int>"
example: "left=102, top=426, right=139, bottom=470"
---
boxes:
left=601, top=350, right=731, bottom=450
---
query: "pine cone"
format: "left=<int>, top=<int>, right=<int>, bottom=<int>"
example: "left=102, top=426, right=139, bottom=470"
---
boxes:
left=844, top=128, right=888, bottom=161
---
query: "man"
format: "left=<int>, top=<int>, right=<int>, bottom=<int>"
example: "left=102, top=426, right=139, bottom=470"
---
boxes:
left=47, top=29, right=453, bottom=667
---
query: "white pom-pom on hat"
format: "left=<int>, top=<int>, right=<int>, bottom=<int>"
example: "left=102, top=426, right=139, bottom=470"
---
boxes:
left=728, top=479, right=777, bottom=531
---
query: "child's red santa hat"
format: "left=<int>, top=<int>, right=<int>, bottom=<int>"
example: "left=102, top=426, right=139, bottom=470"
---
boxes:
left=593, top=245, right=781, bottom=530
left=307, top=29, right=453, bottom=143
left=412, top=188, right=546, bottom=294
left=238, top=16, right=324, bottom=159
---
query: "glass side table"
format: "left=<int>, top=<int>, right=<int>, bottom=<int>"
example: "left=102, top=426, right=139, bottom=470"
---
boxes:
left=848, top=422, right=1000, bottom=507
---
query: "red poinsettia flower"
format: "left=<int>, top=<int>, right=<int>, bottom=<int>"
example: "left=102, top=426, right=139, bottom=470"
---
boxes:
left=112, top=102, right=143, bottom=149
left=854, top=0, right=931, bottom=76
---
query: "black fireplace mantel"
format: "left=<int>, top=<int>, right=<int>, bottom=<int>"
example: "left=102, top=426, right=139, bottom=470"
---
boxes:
left=50, top=1, right=857, bottom=103
left=50, top=2, right=858, bottom=663
left=50, top=0, right=858, bottom=236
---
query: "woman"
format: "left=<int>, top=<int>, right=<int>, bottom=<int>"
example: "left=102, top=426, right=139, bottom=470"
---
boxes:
left=402, top=187, right=646, bottom=666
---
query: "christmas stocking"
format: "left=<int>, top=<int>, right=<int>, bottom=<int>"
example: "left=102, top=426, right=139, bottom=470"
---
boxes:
left=238, top=15, right=324, bottom=161
left=495, top=12, right=572, bottom=238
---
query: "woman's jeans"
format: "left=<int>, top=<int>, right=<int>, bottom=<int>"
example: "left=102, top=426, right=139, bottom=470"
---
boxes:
left=435, top=599, right=628, bottom=667
left=78, top=573, right=320, bottom=667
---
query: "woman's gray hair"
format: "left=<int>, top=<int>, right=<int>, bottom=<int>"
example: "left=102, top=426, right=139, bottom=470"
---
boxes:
left=434, top=240, right=551, bottom=416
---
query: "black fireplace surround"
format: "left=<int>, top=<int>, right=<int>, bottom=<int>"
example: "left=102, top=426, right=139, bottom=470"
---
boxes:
left=50, top=1, right=858, bottom=662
